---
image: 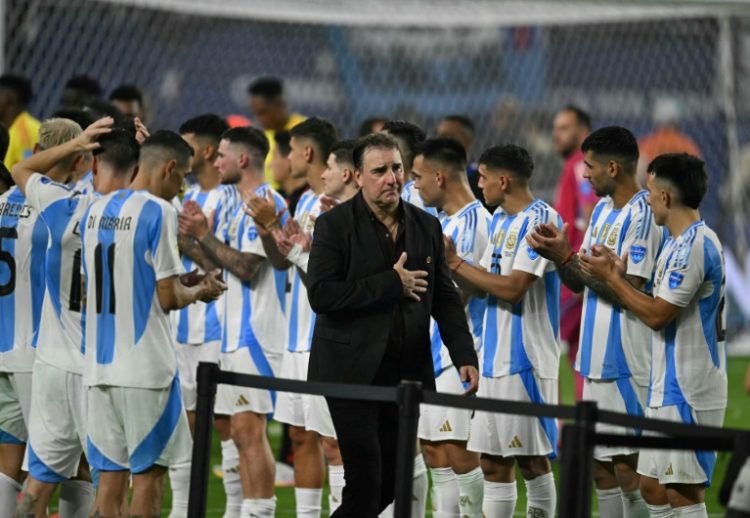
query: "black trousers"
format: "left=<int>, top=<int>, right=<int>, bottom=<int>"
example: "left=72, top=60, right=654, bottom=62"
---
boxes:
left=326, top=396, right=400, bottom=518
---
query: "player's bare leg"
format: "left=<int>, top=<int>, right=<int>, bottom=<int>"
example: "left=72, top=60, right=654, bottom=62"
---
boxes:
left=231, top=411, right=276, bottom=517
left=289, top=425, right=324, bottom=517
left=321, top=436, right=345, bottom=513
left=90, top=470, right=130, bottom=518
left=130, top=465, right=167, bottom=517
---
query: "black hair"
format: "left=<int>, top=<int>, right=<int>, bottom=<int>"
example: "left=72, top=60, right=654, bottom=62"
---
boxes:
left=84, top=100, right=124, bottom=122
left=141, top=130, right=194, bottom=166
left=274, top=131, right=291, bottom=156
left=179, top=114, right=230, bottom=145
left=352, top=133, right=400, bottom=171
left=440, top=115, right=475, bottom=136
left=358, top=116, right=387, bottom=137
left=221, top=126, right=269, bottom=169
left=247, top=77, right=283, bottom=99
left=413, top=137, right=467, bottom=175
left=0, top=124, right=9, bottom=160
left=331, top=139, right=356, bottom=167
left=581, top=126, right=639, bottom=172
left=65, top=75, right=103, bottom=98
left=52, top=108, right=95, bottom=130
left=381, top=120, right=426, bottom=172
left=0, top=74, right=33, bottom=106
left=290, top=117, right=338, bottom=162
left=109, top=84, right=143, bottom=104
left=0, top=162, right=14, bottom=189
left=479, top=144, right=534, bottom=180
left=647, top=153, right=707, bottom=209
left=93, top=128, right=140, bottom=171
left=560, top=104, right=591, bottom=129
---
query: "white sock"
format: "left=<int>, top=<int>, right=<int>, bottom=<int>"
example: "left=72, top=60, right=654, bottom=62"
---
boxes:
left=429, top=467, right=459, bottom=517
left=412, top=455, right=428, bottom=518
left=455, top=467, right=484, bottom=518
left=168, top=463, right=191, bottom=517
left=295, top=487, right=322, bottom=518
left=483, top=480, right=517, bottom=518
left=222, top=440, right=242, bottom=518
left=622, top=488, right=650, bottom=518
left=241, top=497, right=277, bottom=518
left=647, top=503, right=676, bottom=517
left=0, top=472, right=21, bottom=515
left=59, top=479, right=95, bottom=518
left=673, top=503, right=708, bottom=517
left=524, top=472, right=556, bottom=518
left=328, top=464, right=345, bottom=515
left=597, top=487, right=624, bottom=518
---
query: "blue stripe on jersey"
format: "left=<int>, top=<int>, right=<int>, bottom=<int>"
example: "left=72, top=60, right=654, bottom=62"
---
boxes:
left=133, top=200, right=162, bottom=344
left=431, top=321, right=443, bottom=376
left=509, top=301, right=533, bottom=373
left=615, top=377, right=644, bottom=429
left=468, top=297, right=485, bottom=341
left=288, top=274, right=302, bottom=351
left=519, top=369, right=558, bottom=459
left=700, top=238, right=723, bottom=368
left=28, top=444, right=66, bottom=483
left=87, top=437, right=127, bottom=472
left=95, top=191, right=136, bottom=365
left=662, top=320, right=684, bottom=405
left=0, top=197, right=20, bottom=352
left=544, top=271, right=560, bottom=338
left=0, top=429, right=24, bottom=444
left=130, top=376, right=182, bottom=474
left=676, top=402, right=716, bottom=485
left=43, top=198, right=81, bottom=319
left=29, top=217, right=47, bottom=347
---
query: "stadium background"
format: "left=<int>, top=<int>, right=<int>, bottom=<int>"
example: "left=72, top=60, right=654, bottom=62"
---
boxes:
left=2, top=0, right=749, bottom=515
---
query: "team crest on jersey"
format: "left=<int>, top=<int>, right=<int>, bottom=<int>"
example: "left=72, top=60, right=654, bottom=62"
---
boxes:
left=505, top=231, right=517, bottom=250
left=300, top=213, right=315, bottom=233
left=597, top=223, right=611, bottom=244
left=630, top=245, right=646, bottom=264
left=668, top=271, right=684, bottom=289
left=493, top=229, right=506, bottom=248
left=607, top=224, right=620, bottom=247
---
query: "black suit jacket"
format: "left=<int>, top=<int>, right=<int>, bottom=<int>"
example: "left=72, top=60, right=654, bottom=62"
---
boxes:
left=306, top=191, right=478, bottom=390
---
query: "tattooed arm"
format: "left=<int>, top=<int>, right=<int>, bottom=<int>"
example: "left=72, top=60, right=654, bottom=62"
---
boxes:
left=178, top=233, right=217, bottom=271
left=197, top=233, right=265, bottom=283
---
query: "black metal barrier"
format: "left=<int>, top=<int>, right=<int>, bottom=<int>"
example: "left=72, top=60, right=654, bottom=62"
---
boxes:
left=187, top=362, right=750, bottom=518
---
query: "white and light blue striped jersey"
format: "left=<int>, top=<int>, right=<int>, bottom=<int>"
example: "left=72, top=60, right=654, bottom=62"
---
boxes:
left=81, top=189, right=184, bottom=389
left=25, top=174, right=99, bottom=374
left=402, top=180, right=439, bottom=217
left=222, top=184, right=288, bottom=375
left=430, top=200, right=491, bottom=376
left=74, top=171, right=95, bottom=195
left=0, top=186, right=48, bottom=372
left=286, top=189, right=321, bottom=353
left=575, top=190, right=664, bottom=385
left=479, top=199, right=562, bottom=379
left=176, top=184, right=240, bottom=345
left=649, top=221, right=727, bottom=411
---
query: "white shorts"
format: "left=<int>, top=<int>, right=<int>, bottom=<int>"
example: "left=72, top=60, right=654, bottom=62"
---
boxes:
left=86, top=376, right=192, bottom=474
left=215, top=348, right=282, bottom=416
left=0, top=371, right=32, bottom=444
left=583, top=377, right=648, bottom=461
left=468, top=371, right=558, bottom=458
left=176, top=340, right=221, bottom=412
left=419, top=367, right=472, bottom=442
left=274, top=350, right=312, bottom=427
left=28, top=361, right=86, bottom=483
left=306, top=395, right=336, bottom=438
left=637, top=403, right=725, bottom=486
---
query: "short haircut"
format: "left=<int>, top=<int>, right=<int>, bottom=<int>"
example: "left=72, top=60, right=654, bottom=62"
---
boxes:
left=479, top=144, right=534, bottom=180
left=141, top=130, right=193, bottom=167
left=647, top=153, right=707, bottom=209
left=382, top=120, right=426, bottom=171
left=85, top=100, right=123, bottom=122
left=331, top=139, right=355, bottom=168
left=0, top=124, right=9, bottom=160
left=441, top=115, right=475, bottom=137
left=179, top=114, right=229, bottom=145
left=93, top=128, right=140, bottom=172
left=560, top=105, right=591, bottom=129
left=413, top=137, right=467, bottom=176
left=0, top=74, right=33, bottom=106
left=581, top=126, right=639, bottom=172
left=221, top=126, right=269, bottom=170
left=352, top=133, right=399, bottom=171
left=65, top=75, right=102, bottom=97
left=358, top=116, right=387, bottom=137
left=290, top=117, right=338, bottom=162
left=52, top=108, right=95, bottom=130
left=0, top=163, right=13, bottom=188
left=247, top=77, right=283, bottom=100
left=109, top=84, right=143, bottom=104
left=274, top=131, right=291, bottom=157
left=38, top=118, right=83, bottom=150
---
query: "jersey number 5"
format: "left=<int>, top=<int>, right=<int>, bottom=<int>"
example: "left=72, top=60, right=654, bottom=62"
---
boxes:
left=0, top=227, right=18, bottom=296
left=94, top=243, right=116, bottom=314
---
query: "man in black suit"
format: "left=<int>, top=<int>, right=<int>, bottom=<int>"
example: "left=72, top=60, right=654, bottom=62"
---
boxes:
left=307, top=132, right=479, bottom=517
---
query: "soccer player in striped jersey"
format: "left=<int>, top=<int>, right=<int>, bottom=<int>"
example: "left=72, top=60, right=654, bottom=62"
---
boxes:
left=382, top=120, right=438, bottom=218
left=448, top=145, right=561, bottom=518
left=581, top=153, right=726, bottom=518
left=179, top=126, right=287, bottom=518
left=83, top=131, right=226, bottom=517
left=411, top=138, right=490, bottom=518
left=10, top=118, right=132, bottom=518
left=169, top=114, right=241, bottom=518
left=247, top=117, right=337, bottom=518
left=528, top=126, right=662, bottom=518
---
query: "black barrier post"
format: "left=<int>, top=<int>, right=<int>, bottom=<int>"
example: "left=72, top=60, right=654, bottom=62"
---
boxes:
left=187, top=362, right=219, bottom=518
left=394, top=381, right=422, bottom=518
left=560, top=401, right=597, bottom=518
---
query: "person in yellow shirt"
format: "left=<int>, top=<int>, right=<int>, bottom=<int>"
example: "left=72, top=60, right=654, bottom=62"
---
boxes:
left=247, top=77, right=305, bottom=187
left=0, top=74, right=41, bottom=170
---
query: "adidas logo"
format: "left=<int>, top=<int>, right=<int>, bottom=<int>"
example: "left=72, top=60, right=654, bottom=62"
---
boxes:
left=459, top=495, right=472, bottom=506
left=508, top=435, right=523, bottom=448
left=331, top=495, right=339, bottom=503
left=665, top=464, right=674, bottom=476
left=236, top=394, right=249, bottom=406
left=527, top=507, right=548, bottom=517
left=439, top=420, right=453, bottom=433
